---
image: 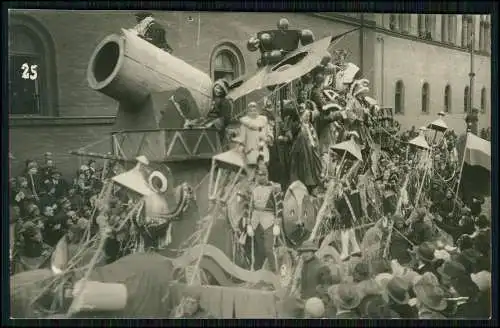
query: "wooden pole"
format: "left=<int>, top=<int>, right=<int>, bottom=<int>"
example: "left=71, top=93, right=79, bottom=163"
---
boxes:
left=453, top=132, right=469, bottom=210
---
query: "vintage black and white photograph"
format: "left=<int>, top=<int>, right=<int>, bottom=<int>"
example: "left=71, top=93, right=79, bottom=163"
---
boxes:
left=8, top=10, right=492, bottom=319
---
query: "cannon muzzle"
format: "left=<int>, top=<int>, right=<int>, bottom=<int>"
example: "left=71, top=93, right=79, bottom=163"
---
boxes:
left=87, top=29, right=213, bottom=119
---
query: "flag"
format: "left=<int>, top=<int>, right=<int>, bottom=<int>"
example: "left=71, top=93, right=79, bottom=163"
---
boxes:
left=457, top=133, right=491, bottom=199
left=463, top=132, right=491, bottom=171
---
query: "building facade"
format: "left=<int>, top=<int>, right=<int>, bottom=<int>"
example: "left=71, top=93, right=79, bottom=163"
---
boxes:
left=372, top=14, right=491, bottom=133
left=8, top=10, right=375, bottom=177
left=9, top=11, right=490, bottom=178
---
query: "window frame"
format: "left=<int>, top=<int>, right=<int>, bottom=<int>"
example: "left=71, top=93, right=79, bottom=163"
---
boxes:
left=394, top=80, right=405, bottom=115
left=448, top=15, right=456, bottom=44
left=480, top=87, right=487, bottom=114
left=441, top=15, right=448, bottom=43
left=9, top=14, right=58, bottom=117
left=464, top=86, right=470, bottom=113
left=209, top=42, right=246, bottom=119
left=444, top=84, right=452, bottom=113
left=421, top=82, right=430, bottom=114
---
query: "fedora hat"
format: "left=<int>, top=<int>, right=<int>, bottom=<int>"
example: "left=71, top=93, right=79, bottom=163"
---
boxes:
left=437, top=260, right=467, bottom=281
left=419, top=309, right=447, bottom=319
left=297, top=240, right=318, bottom=253
left=374, top=273, right=393, bottom=290
left=471, top=271, right=491, bottom=292
left=384, top=277, right=410, bottom=305
left=413, top=283, right=448, bottom=312
left=357, top=279, right=382, bottom=299
left=456, top=248, right=482, bottom=274
left=359, top=295, right=396, bottom=318
left=333, top=283, right=362, bottom=310
left=415, top=242, right=436, bottom=263
left=304, top=297, right=325, bottom=318
left=352, top=262, right=370, bottom=282
left=412, top=272, right=440, bottom=288
left=434, top=249, right=451, bottom=261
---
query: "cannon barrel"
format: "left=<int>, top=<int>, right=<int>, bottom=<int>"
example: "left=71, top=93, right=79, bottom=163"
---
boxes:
left=87, top=29, right=213, bottom=114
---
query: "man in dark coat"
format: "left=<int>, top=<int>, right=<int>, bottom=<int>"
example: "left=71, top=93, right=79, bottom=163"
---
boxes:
left=298, top=240, right=324, bottom=299
left=407, top=208, right=434, bottom=246
left=133, top=12, right=173, bottom=53
left=43, top=170, right=69, bottom=202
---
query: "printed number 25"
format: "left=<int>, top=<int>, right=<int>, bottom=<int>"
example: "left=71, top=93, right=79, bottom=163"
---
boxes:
left=21, top=63, right=38, bottom=80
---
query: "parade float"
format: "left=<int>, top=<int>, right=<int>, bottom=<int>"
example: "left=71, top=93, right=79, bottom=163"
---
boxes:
left=10, top=17, right=491, bottom=319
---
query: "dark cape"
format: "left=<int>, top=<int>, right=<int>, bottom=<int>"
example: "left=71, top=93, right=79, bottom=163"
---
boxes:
left=269, top=114, right=300, bottom=189
left=289, top=123, right=323, bottom=189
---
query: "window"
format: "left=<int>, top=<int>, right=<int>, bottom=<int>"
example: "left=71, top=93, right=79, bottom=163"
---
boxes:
left=464, top=86, right=470, bottom=113
left=444, top=85, right=451, bottom=113
left=441, top=15, right=448, bottom=42
left=394, top=80, right=404, bottom=114
left=9, top=15, right=57, bottom=116
left=399, top=14, right=410, bottom=33
left=389, top=14, right=397, bottom=30
left=424, top=15, right=433, bottom=39
left=448, top=15, right=457, bottom=44
left=462, top=15, right=472, bottom=48
left=480, top=87, right=487, bottom=113
left=421, top=83, right=430, bottom=114
left=480, top=16, right=490, bottom=53
left=479, top=20, right=484, bottom=51
left=485, top=17, right=491, bottom=53
left=210, top=43, right=246, bottom=117
left=214, top=51, right=237, bottom=81
left=417, top=15, right=425, bottom=37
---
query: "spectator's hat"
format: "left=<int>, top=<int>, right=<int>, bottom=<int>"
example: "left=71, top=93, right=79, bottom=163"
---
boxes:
left=26, top=203, right=39, bottom=215
left=413, top=283, right=447, bottom=312
left=51, top=170, right=62, bottom=177
left=471, top=271, right=491, bottom=292
left=437, top=260, right=467, bottom=281
left=456, top=248, right=482, bottom=274
left=412, top=272, right=440, bottom=287
left=415, top=242, right=435, bottom=263
left=359, top=294, right=397, bottom=318
left=332, top=283, right=362, bottom=310
left=419, top=310, right=447, bottom=319
left=374, top=273, right=393, bottom=289
left=433, top=249, right=451, bottom=261
left=357, top=278, right=382, bottom=299
left=383, top=276, right=410, bottom=305
left=352, top=262, right=370, bottom=282
left=475, top=215, right=489, bottom=229
left=304, top=297, right=325, bottom=318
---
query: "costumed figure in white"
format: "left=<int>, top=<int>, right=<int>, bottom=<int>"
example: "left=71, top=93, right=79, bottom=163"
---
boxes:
left=233, top=101, right=274, bottom=179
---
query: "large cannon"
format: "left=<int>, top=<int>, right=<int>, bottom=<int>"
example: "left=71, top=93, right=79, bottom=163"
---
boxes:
left=86, top=29, right=221, bottom=162
left=87, top=29, right=214, bottom=131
